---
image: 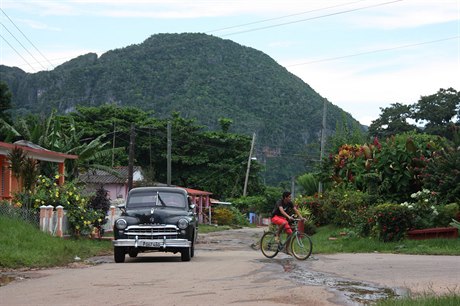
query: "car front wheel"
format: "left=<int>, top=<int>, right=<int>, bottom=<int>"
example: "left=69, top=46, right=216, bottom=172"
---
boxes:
left=114, top=247, right=126, bottom=263
left=181, top=247, right=191, bottom=261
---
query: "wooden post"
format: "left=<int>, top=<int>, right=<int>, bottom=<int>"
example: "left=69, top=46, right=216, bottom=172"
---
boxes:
left=58, top=163, right=65, bottom=185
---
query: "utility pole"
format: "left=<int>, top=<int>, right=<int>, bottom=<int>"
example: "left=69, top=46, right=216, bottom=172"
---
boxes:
left=167, top=121, right=172, bottom=186
left=318, top=99, right=327, bottom=193
left=128, top=123, right=135, bottom=191
left=243, top=132, right=256, bottom=197
left=111, top=121, right=116, bottom=167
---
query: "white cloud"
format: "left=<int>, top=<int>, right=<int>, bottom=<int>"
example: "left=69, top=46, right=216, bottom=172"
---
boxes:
left=283, top=53, right=460, bottom=126
left=349, top=2, right=460, bottom=29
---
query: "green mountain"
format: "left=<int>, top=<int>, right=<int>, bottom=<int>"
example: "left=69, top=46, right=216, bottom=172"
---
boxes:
left=0, top=33, right=362, bottom=185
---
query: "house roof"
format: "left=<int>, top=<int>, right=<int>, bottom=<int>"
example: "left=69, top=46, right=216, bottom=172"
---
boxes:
left=79, top=166, right=143, bottom=184
left=183, top=187, right=212, bottom=196
left=0, top=140, right=78, bottom=163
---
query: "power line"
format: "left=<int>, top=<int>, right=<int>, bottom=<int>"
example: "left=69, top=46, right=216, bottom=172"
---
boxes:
left=220, top=0, right=403, bottom=37
left=207, top=0, right=368, bottom=34
left=287, top=36, right=460, bottom=67
left=1, top=7, right=55, bottom=69
left=1, top=22, right=47, bottom=70
left=2, top=0, right=402, bottom=73
left=0, top=33, right=36, bottom=71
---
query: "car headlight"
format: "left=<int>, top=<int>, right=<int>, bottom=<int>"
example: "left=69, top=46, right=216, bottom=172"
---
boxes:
left=115, top=218, right=128, bottom=230
left=178, top=218, right=189, bottom=229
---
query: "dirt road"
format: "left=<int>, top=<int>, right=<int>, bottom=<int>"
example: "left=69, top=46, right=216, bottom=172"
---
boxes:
left=1, top=227, right=459, bottom=306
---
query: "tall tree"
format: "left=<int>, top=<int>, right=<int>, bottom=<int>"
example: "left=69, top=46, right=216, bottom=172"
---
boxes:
left=368, top=103, right=417, bottom=138
left=412, top=87, right=460, bottom=138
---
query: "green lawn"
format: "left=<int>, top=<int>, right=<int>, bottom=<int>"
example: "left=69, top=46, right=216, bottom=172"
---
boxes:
left=0, top=216, right=112, bottom=269
left=1, top=216, right=459, bottom=269
left=311, top=225, right=460, bottom=255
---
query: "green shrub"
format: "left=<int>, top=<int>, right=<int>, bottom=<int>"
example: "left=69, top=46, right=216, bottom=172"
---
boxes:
left=401, top=189, right=440, bottom=229
left=434, top=203, right=459, bottom=226
left=370, top=203, right=413, bottom=242
left=295, top=194, right=330, bottom=226
left=212, top=206, right=249, bottom=226
left=322, top=188, right=370, bottom=228
left=213, top=207, right=235, bottom=225
left=422, top=145, right=460, bottom=204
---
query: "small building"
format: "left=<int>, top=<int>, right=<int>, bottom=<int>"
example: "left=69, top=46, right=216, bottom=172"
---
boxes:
left=78, top=166, right=144, bottom=200
left=0, top=140, right=78, bottom=202
left=183, top=187, right=212, bottom=224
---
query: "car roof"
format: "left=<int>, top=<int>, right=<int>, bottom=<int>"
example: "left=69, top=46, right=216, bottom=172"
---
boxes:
left=128, top=186, right=188, bottom=196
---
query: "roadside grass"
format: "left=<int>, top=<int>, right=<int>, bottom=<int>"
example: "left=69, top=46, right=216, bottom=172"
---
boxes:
left=375, top=293, right=460, bottom=306
left=199, top=224, right=232, bottom=233
left=0, top=216, right=112, bottom=269
left=310, top=225, right=460, bottom=255
left=1, top=217, right=459, bottom=270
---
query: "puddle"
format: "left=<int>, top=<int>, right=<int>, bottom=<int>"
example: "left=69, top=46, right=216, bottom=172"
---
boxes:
left=0, top=274, right=25, bottom=286
left=0, top=275, right=16, bottom=286
left=276, top=258, right=406, bottom=305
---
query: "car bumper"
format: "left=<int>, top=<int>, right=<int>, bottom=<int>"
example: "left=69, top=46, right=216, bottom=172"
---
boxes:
left=113, top=237, right=191, bottom=248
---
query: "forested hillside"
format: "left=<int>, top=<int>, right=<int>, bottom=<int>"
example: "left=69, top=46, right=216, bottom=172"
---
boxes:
left=0, top=33, right=362, bottom=184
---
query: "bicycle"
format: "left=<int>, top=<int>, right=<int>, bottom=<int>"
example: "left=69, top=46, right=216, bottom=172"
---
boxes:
left=260, top=218, right=313, bottom=260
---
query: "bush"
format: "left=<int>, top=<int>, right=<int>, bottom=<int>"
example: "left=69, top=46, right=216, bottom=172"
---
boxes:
left=422, top=145, right=460, bottom=204
left=295, top=194, right=329, bottom=226
left=87, top=186, right=111, bottom=232
left=400, top=189, right=440, bottom=229
left=322, top=188, right=370, bottom=228
left=212, top=206, right=249, bottom=226
left=12, top=174, right=99, bottom=237
left=434, top=203, right=459, bottom=227
left=369, top=203, right=413, bottom=242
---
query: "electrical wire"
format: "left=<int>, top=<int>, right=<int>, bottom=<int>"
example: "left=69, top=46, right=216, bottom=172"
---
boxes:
left=220, top=0, right=403, bottom=37
left=1, top=8, right=55, bottom=69
left=1, top=22, right=47, bottom=70
left=0, top=33, right=36, bottom=71
left=206, top=0, right=368, bottom=33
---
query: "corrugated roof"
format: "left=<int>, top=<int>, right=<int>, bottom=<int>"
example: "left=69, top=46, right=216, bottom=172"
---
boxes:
left=79, top=166, right=142, bottom=184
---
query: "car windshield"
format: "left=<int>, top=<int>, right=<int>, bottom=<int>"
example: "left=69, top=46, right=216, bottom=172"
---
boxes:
left=128, top=191, right=186, bottom=209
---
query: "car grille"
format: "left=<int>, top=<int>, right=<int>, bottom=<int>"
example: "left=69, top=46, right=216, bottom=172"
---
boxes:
left=125, top=225, right=179, bottom=239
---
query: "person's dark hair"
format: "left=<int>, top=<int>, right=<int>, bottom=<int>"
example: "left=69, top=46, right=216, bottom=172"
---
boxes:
left=282, top=191, right=291, bottom=199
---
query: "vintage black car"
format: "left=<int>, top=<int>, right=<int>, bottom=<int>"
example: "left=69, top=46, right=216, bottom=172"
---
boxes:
left=112, top=186, right=197, bottom=262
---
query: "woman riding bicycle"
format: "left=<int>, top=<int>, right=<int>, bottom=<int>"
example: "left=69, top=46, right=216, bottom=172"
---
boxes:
left=271, top=191, right=304, bottom=241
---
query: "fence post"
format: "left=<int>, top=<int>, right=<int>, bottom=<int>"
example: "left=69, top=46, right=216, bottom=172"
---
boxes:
left=46, top=205, right=54, bottom=234
left=109, top=205, right=116, bottom=230
left=39, top=205, right=47, bottom=232
left=56, top=206, right=64, bottom=237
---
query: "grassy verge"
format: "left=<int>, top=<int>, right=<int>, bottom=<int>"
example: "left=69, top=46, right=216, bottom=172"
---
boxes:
left=310, top=225, right=460, bottom=255
left=0, top=216, right=112, bottom=269
left=199, top=224, right=232, bottom=233
left=375, top=293, right=460, bottom=306
left=1, top=217, right=459, bottom=269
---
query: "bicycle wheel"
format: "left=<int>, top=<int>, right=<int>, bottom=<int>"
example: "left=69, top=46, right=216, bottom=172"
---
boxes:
left=290, top=232, right=313, bottom=260
left=260, top=231, right=280, bottom=258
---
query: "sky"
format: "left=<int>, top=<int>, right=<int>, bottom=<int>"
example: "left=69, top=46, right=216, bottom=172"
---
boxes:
left=0, top=0, right=459, bottom=126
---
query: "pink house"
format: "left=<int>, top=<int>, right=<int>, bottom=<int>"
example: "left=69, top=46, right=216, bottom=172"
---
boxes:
left=0, top=140, right=78, bottom=202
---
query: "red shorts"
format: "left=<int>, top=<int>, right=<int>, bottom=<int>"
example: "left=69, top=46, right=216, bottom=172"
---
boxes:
left=271, top=215, right=293, bottom=234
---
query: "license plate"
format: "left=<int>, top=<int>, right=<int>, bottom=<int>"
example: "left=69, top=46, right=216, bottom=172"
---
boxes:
left=140, top=241, right=161, bottom=247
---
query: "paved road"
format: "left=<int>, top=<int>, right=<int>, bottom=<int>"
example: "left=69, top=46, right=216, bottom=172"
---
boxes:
left=1, top=227, right=459, bottom=305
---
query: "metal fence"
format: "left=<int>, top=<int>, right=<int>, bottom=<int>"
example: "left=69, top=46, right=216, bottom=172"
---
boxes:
left=0, top=205, right=40, bottom=227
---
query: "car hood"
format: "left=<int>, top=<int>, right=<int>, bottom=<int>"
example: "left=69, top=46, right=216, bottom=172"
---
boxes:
left=124, top=207, right=190, bottom=224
